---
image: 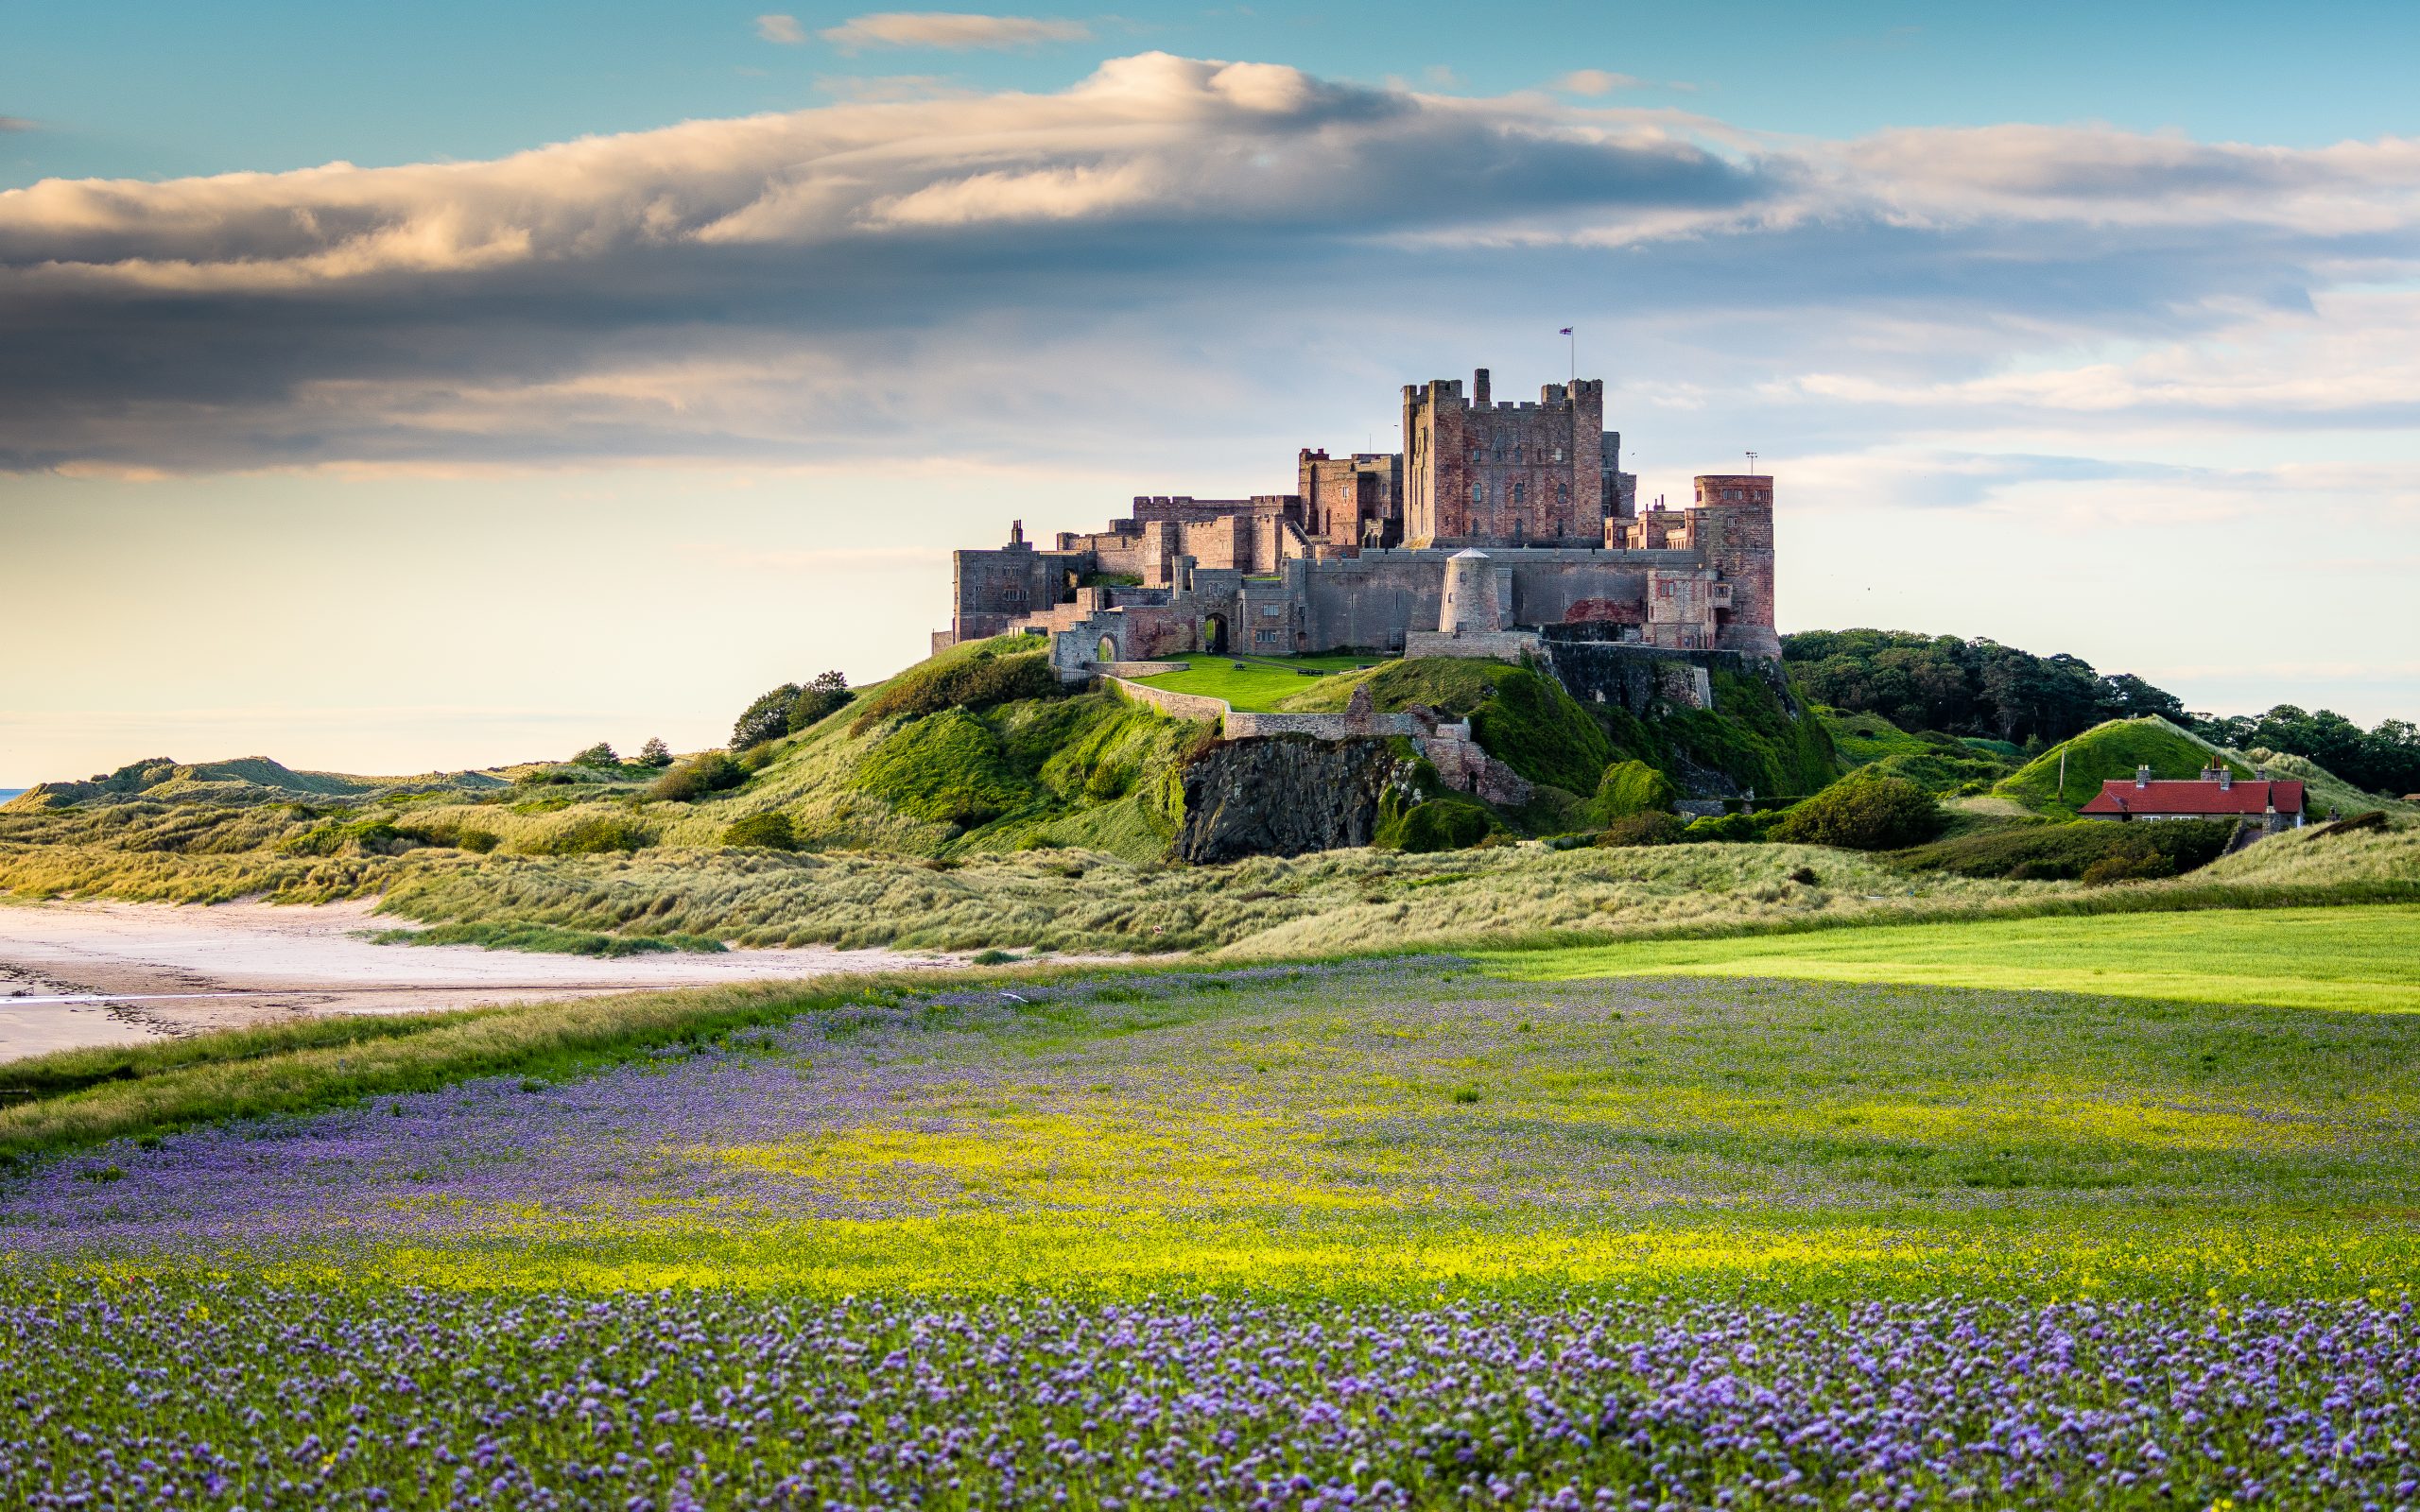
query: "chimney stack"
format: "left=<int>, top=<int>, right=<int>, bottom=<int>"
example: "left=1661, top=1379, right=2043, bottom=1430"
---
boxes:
left=2135, top=765, right=2152, bottom=788
left=2220, top=767, right=2233, bottom=791
left=1473, top=368, right=1491, bottom=406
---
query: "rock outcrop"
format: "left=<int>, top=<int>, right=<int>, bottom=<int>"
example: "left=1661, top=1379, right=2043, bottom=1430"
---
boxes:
left=1174, top=735, right=1422, bottom=863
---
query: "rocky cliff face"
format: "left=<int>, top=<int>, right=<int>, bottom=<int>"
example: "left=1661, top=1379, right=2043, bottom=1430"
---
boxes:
left=1174, top=735, right=1422, bottom=863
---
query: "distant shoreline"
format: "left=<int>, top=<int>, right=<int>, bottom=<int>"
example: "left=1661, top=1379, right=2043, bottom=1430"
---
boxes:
left=0, top=789, right=25, bottom=805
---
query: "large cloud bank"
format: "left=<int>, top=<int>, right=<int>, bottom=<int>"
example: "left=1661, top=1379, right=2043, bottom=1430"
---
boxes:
left=5, top=52, right=2419, bottom=474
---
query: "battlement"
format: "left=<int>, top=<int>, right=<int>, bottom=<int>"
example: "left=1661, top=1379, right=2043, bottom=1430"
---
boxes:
left=1693, top=475, right=1773, bottom=507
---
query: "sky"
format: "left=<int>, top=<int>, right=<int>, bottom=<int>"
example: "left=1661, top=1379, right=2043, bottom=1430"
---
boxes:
left=5, top=2, right=2420, bottom=783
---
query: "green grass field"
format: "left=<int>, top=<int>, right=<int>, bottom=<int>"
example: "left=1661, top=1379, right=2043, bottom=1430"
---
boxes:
left=1132, top=653, right=1375, bottom=711
left=1479, top=902, right=2420, bottom=1013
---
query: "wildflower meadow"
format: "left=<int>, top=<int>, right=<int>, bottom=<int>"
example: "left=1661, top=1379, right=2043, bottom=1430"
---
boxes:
left=6, top=948, right=2419, bottom=1507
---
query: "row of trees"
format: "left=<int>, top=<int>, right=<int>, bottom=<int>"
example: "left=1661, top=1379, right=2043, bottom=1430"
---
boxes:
left=1782, top=630, right=2186, bottom=748
left=1783, top=629, right=2418, bottom=797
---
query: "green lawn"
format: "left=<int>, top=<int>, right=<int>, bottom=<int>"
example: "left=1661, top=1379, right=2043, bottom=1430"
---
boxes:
left=1478, top=902, right=2420, bottom=1013
left=1132, top=653, right=1378, bottom=711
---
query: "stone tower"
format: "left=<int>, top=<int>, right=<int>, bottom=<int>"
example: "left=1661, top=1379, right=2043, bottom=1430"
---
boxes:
left=1438, top=549, right=1499, bottom=636
left=1401, top=369, right=1615, bottom=549
left=1689, top=474, right=1780, bottom=659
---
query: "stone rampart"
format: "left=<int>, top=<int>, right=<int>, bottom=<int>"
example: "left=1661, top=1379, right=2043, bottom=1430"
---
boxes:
left=1104, top=678, right=1228, bottom=724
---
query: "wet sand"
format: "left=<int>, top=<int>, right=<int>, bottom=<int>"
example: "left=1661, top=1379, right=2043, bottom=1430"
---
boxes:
left=0, top=900, right=989, bottom=1061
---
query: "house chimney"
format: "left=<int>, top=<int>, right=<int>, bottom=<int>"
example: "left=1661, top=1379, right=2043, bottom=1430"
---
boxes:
left=1473, top=368, right=1492, bottom=406
left=2220, top=767, right=2233, bottom=791
left=1010, top=519, right=1025, bottom=546
left=2135, top=765, right=2152, bottom=788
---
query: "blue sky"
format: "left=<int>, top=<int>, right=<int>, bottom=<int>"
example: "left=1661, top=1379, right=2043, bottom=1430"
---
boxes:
left=12, top=1, right=2420, bottom=188
left=4, top=5, right=2418, bottom=782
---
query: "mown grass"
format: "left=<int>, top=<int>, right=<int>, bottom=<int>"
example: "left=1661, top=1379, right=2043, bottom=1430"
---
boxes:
left=1478, top=902, right=2420, bottom=1012
left=1132, top=653, right=1373, bottom=712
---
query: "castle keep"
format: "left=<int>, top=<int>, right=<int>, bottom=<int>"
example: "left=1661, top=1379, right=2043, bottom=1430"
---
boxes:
left=935, top=368, right=1779, bottom=679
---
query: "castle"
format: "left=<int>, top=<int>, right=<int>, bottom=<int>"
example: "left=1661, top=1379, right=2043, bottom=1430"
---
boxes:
left=935, top=367, right=1779, bottom=681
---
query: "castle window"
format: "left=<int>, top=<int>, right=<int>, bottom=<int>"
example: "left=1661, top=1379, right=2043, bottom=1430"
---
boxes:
left=1558, top=483, right=1569, bottom=507
left=1471, top=481, right=1483, bottom=507
left=1512, top=481, right=1525, bottom=507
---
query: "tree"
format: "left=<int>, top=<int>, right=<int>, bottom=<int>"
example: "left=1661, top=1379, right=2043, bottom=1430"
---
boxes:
left=635, top=737, right=674, bottom=769
left=788, top=670, right=855, bottom=732
left=570, top=741, right=620, bottom=768
left=733, top=684, right=803, bottom=750
left=1773, top=775, right=1942, bottom=850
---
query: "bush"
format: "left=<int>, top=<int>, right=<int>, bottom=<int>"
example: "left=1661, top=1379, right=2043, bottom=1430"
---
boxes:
left=1377, top=794, right=1495, bottom=852
left=1897, top=818, right=2234, bottom=881
left=635, top=737, right=674, bottom=769
left=648, top=752, right=747, bottom=803
left=1681, top=810, right=1780, bottom=844
left=2082, top=847, right=2178, bottom=885
left=1772, top=776, right=1942, bottom=850
left=1589, top=760, right=1679, bottom=823
left=788, top=671, right=855, bottom=733
left=851, top=648, right=1062, bottom=735
left=734, top=685, right=803, bottom=751
left=1595, top=812, right=1685, bottom=848
left=721, top=812, right=798, bottom=850
left=570, top=742, right=620, bottom=769
left=457, top=828, right=501, bottom=854
left=520, top=814, right=653, bottom=856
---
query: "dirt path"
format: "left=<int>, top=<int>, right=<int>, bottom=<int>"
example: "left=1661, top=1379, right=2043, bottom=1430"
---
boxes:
left=0, top=900, right=989, bottom=1061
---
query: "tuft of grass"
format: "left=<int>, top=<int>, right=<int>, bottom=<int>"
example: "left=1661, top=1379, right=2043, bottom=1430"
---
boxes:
left=369, top=922, right=726, bottom=956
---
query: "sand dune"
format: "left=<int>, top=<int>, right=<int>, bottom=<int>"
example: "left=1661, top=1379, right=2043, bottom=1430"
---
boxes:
left=0, top=900, right=979, bottom=1061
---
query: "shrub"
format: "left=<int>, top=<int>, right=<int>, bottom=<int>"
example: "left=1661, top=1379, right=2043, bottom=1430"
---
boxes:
left=457, top=828, right=501, bottom=854
left=570, top=742, right=621, bottom=769
left=648, top=752, right=747, bottom=803
left=734, top=684, right=804, bottom=751
left=1596, top=812, right=1686, bottom=848
left=851, top=648, right=1061, bottom=734
left=635, top=737, right=674, bottom=769
left=1377, top=795, right=1495, bottom=853
left=520, top=814, right=653, bottom=856
left=2082, top=847, right=2179, bottom=885
left=788, top=671, right=855, bottom=733
left=1589, top=760, right=1679, bottom=823
left=1682, top=811, right=1773, bottom=844
left=1772, top=776, right=1942, bottom=850
left=721, top=812, right=798, bottom=850
left=1896, top=818, right=2233, bottom=881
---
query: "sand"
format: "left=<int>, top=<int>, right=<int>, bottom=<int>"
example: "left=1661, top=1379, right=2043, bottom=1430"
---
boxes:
left=0, top=900, right=990, bottom=1062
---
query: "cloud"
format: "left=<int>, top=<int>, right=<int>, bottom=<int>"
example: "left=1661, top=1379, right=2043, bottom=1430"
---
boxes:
left=7, top=50, right=2420, bottom=489
left=755, top=14, right=807, bottom=44
left=1551, top=70, right=1638, bottom=96
left=0, top=115, right=35, bottom=133
left=819, top=11, right=1091, bottom=53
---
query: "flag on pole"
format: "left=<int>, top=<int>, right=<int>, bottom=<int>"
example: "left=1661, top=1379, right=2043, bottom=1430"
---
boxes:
left=1558, top=327, right=1572, bottom=335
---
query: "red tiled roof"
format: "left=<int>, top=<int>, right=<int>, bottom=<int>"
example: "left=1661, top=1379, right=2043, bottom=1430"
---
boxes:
left=2079, top=779, right=2305, bottom=816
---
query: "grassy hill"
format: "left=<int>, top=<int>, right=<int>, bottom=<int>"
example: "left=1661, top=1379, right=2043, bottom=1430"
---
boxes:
left=1996, top=716, right=2250, bottom=816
